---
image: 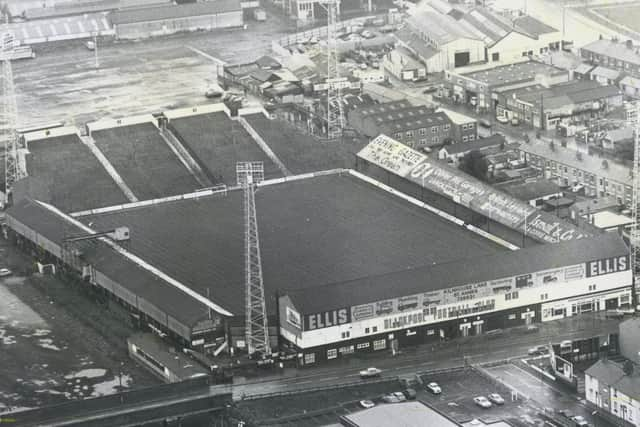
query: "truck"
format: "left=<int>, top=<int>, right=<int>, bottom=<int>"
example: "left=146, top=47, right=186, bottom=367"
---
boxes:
left=253, top=8, right=266, bottom=21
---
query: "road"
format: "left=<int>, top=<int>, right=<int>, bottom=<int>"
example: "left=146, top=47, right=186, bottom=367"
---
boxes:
left=232, top=313, right=619, bottom=399
left=12, top=20, right=289, bottom=128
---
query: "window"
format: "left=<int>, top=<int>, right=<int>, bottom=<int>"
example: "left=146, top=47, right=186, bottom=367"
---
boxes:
left=505, top=291, right=519, bottom=301
left=427, top=329, right=435, bottom=335
left=508, top=314, right=516, bottom=320
left=419, top=128, right=426, bottom=136
left=365, top=327, right=370, bottom=334
left=462, top=124, right=467, bottom=130
left=341, top=331, right=350, bottom=339
left=469, top=135, right=475, bottom=141
left=522, top=51, right=528, bottom=57
left=541, top=293, right=548, bottom=301
left=431, top=126, right=438, bottom=133
left=419, top=138, right=427, bottom=146
left=304, top=353, right=315, bottom=364
left=357, top=342, right=370, bottom=349
left=372, top=326, right=378, bottom=333
left=492, top=52, right=500, bottom=61
left=462, top=136, right=468, bottom=142
left=432, top=136, right=439, bottom=144
left=395, top=132, right=402, bottom=139
left=406, top=130, right=413, bottom=138
left=327, top=348, right=337, bottom=359
left=588, top=284, right=596, bottom=291
left=373, top=339, right=386, bottom=350
left=467, top=123, right=474, bottom=129
left=444, top=124, right=450, bottom=131
left=339, top=345, right=354, bottom=355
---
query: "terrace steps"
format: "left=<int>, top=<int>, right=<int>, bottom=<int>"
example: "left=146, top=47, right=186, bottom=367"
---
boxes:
left=78, top=135, right=139, bottom=203
left=159, top=127, right=214, bottom=189
left=236, top=116, right=292, bottom=177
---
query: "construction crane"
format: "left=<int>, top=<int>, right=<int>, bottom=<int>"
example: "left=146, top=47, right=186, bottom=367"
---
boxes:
left=631, top=102, right=640, bottom=308
left=236, top=161, right=271, bottom=357
left=0, top=26, right=21, bottom=205
left=321, top=0, right=344, bottom=140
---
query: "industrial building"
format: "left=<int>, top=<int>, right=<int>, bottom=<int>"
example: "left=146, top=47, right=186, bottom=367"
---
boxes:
left=110, top=0, right=244, bottom=40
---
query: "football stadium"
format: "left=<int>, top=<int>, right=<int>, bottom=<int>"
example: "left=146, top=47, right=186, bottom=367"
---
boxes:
left=4, top=103, right=632, bottom=364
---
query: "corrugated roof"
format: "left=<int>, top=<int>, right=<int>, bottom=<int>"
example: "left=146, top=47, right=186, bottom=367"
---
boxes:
left=513, top=15, right=558, bottom=37
left=111, top=0, right=241, bottom=25
left=582, top=39, right=640, bottom=66
left=407, top=11, right=479, bottom=44
left=286, top=233, right=628, bottom=314
left=394, top=28, right=440, bottom=60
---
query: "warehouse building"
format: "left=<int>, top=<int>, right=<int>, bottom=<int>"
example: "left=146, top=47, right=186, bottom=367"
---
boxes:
left=110, top=0, right=243, bottom=40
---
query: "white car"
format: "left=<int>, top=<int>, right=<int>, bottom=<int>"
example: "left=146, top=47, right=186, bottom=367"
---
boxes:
left=359, top=367, right=382, bottom=378
left=496, top=115, right=509, bottom=124
left=382, top=392, right=406, bottom=403
left=473, top=396, right=492, bottom=408
left=426, top=382, right=442, bottom=394
left=0, top=268, right=12, bottom=277
left=571, top=415, right=589, bottom=426
left=359, top=399, right=375, bottom=409
left=488, top=393, right=504, bottom=405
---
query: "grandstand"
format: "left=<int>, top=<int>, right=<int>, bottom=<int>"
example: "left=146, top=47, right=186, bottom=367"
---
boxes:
left=91, top=123, right=200, bottom=200
left=21, top=134, right=128, bottom=212
left=79, top=172, right=505, bottom=316
left=244, top=113, right=367, bottom=174
left=167, top=112, right=281, bottom=185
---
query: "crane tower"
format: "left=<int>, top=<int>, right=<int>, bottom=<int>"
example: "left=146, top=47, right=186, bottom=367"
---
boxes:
left=324, top=0, right=344, bottom=140
left=0, top=29, right=21, bottom=204
left=236, top=161, right=271, bottom=357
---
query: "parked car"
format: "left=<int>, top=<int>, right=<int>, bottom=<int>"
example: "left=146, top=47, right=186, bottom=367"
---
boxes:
left=496, top=115, right=509, bottom=124
left=528, top=345, right=549, bottom=356
left=426, top=382, right=442, bottom=394
left=382, top=392, right=406, bottom=403
left=571, top=415, right=589, bottom=426
left=361, top=30, right=375, bottom=39
left=0, top=268, right=12, bottom=277
left=360, top=367, right=382, bottom=379
left=473, top=396, right=492, bottom=408
left=479, top=119, right=492, bottom=128
left=488, top=393, right=504, bottom=405
left=359, top=400, right=375, bottom=409
left=510, top=118, right=520, bottom=126
left=403, top=388, right=417, bottom=400
left=558, top=409, right=575, bottom=418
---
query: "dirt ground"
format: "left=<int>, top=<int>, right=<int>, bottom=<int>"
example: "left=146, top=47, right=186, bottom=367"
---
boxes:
left=0, top=237, right=159, bottom=412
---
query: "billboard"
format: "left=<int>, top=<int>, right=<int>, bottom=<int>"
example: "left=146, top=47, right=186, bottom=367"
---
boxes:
left=585, top=255, right=629, bottom=278
left=286, top=306, right=302, bottom=330
left=304, top=308, right=350, bottom=331
left=357, top=137, right=592, bottom=243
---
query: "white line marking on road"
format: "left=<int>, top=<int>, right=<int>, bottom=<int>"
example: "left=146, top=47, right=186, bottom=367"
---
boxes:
left=186, top=45, right=227, bottom=65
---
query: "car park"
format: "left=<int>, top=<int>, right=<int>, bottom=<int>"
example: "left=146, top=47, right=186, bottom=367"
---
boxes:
left=473, top=396, right=492, bottom=408
left=359, top=400, right=375, bottom=409
left=488, top=393, right=504, bottom=405
left=359, top=367, right=382, bottom=379
left=382, top=392, right=406, bottom=403
left=426, top=382, right=442, bottom=394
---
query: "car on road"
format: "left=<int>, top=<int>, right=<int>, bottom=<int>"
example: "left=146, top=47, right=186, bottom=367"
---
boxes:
left=359, top=400, right=375, bottom=409
left=403, top=388, right=417, bottom=400
left=571, top=415, right=589, bottom=426
left=0, top=268, right=12, bottom=277
left=360, top=367, right=382, bottom=379
left=422, top=86, right=438, bottom=94
left=382, top=392, right=406, bottom=403
left=426, top=382, right=442, bottom=394
left=488, top=393, right=504, bottom=405
left=558, top=409, right=574, bottom=419
left=478, top=119, right=492, bottom=128
left=528, top=345, right=549, bottom=356
left=510, top=118, right=520, bottom=126
left=361, top=30, right=375, bottom=39
left=496, top=115, right=509, bottom=124
left=473, top=396, right=492, bottom=408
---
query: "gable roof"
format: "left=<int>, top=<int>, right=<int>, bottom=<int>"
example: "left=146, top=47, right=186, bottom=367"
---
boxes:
left=586, top=359, right=640, bottom=399
left=591, top=66, right=622, bottom=81
left=582, top=39, right=640, bottom=66
left=111, top=0, right=241, bottom=25
left=513, top=15, right=558, bottom=37
left=497, top=179, right=562, bottom=201
left=407, top=11, right=480, bottom=45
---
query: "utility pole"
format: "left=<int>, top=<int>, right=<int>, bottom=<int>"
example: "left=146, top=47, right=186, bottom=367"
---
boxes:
left=630, top=101, right=640, bottom=307
left=236, top=162, right=271, bottom=357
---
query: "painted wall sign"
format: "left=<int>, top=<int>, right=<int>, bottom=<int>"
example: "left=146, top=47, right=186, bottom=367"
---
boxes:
left=286, top=306, right=302, bottom=330
left=586, top=255, right=629, bottom=278
left=305, top=308, right=351, bottom=331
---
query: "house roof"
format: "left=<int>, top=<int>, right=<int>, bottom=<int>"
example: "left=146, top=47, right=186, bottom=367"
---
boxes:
left=573, top=63, right=595, bottom=75
left=350, top=100, right=413, bottom=117
left=513, top=15, right=558, bottom=37
left=255, top=55, right=281, bottom=69
left=441, top=134, right=506, bottom=155
left=378, top=111, right=452, bottom=133
left=395, top=28, right=441, bottom=61
left=518, top=142, right=632, bottom=185
left=461, top=61, right=568, bottom=87
left=571, top=196, right=621, bottom=215
left=285, top=233, right=627, bottom=314
left=604, top=126, right=634, bottom=142
left=438, top=108, right=476, bottom=125
left=591, top=210, right=633, bottom=229
left=586, top=359, right=640, bottom=399
left=582, top=39, right=640, bottom=66
left=621, top=75, right=640, bottom=88
left=365, top=106, right=438, bottom=126
left=591, top=66, right=621, bottom=81
left=498, top=179, right=562, bottom=201
left=505, top=80, right=620, bottom=110
left=111, top=0, right=241, bottom=25
left=392, top=46, right=424, bottom=70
